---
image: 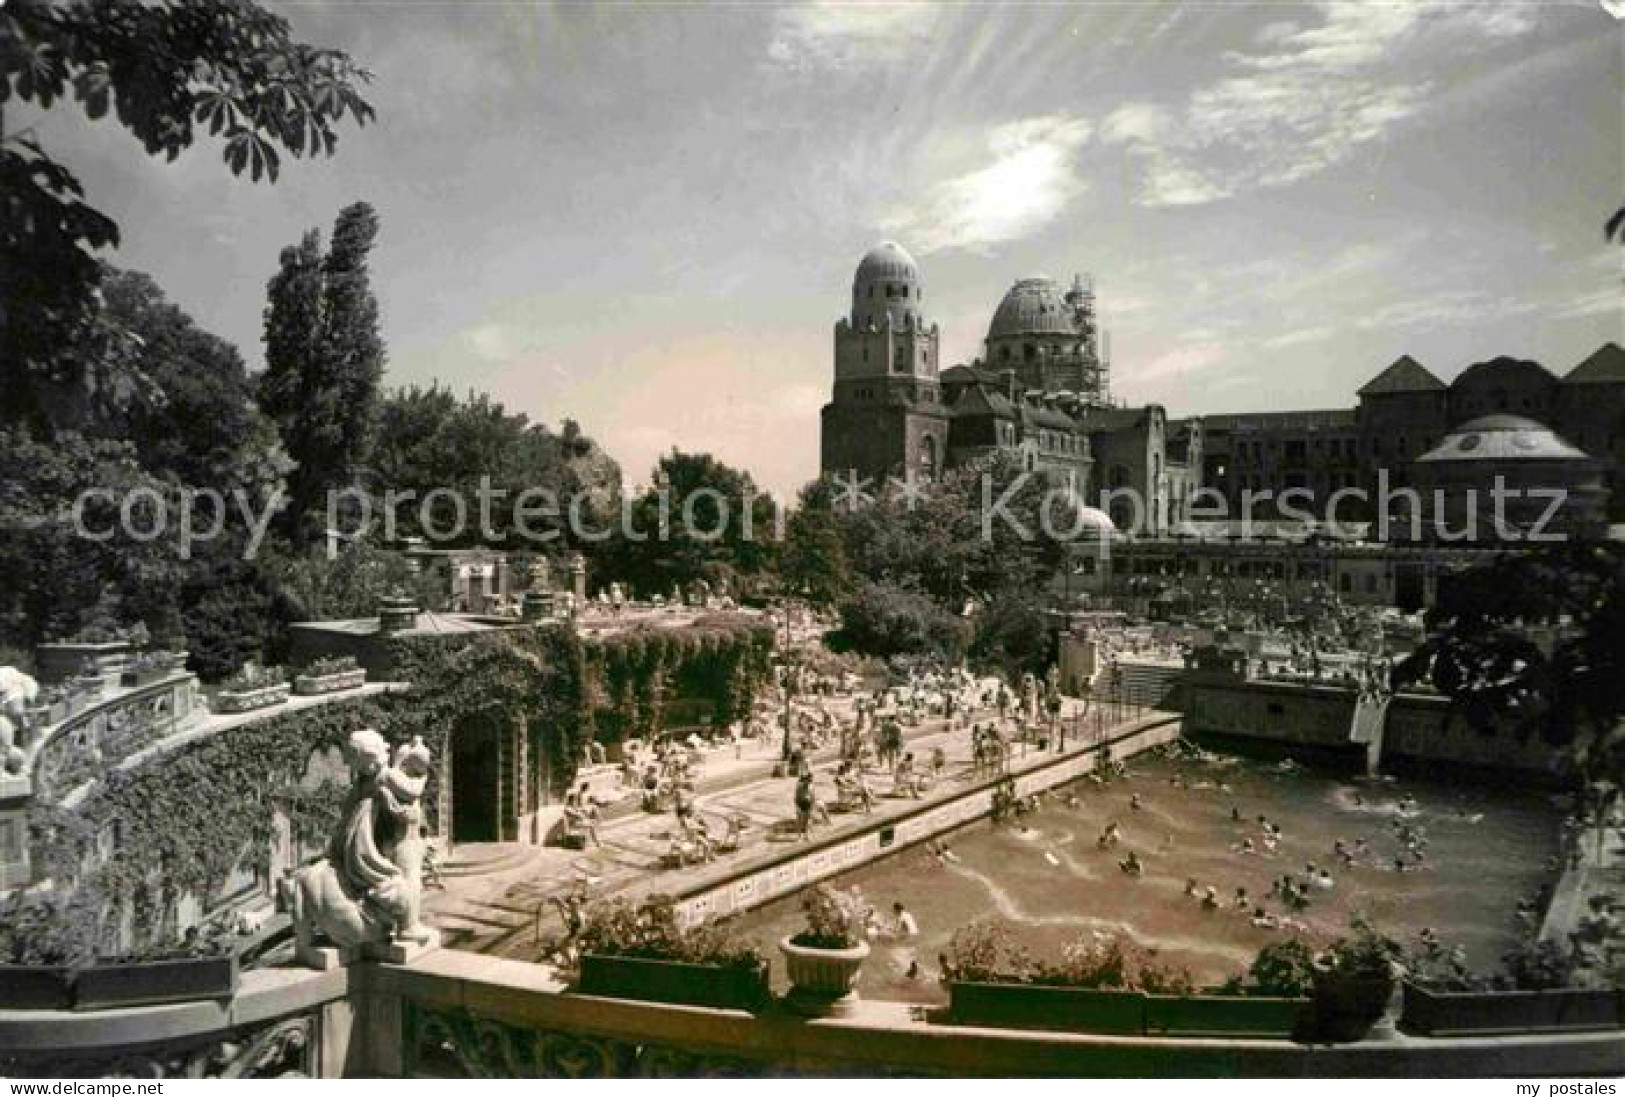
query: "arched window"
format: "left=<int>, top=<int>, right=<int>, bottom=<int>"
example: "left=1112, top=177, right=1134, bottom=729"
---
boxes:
left=920, top=435, right=938, bottom=478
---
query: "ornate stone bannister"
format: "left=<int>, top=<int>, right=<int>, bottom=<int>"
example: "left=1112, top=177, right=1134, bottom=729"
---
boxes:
left=0, top=967, right=351, bottom=1078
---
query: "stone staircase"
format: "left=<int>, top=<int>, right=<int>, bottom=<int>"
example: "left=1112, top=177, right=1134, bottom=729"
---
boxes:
left=1106, top=656, right=1186, bottom=707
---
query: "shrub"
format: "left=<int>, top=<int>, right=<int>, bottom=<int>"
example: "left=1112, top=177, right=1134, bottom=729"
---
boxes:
left=1035, top=936, right=1130, bottom=989
left=1136, top=960, right=1197, bottom=996
left=219, top=661, right=287, bottom=691
left=1321, top=919, right=1403, bottom=982
left=1496, top=939, right=1576, bottom=991
left=302, top=654, right=360, bottom=677
left=941, top=920, right=1037, bottom=984
left=833, top=579, right=968, bottom=662
left=1248, top=938, right=1319, bottom=997
left=791, top=883, right=872, bottom=949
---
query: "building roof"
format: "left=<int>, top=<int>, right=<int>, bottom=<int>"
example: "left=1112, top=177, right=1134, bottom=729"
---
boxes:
left=1451, top=355, right=1557, bottom=391
left=1080, top=406, right=1149, bottom=432
left=1357, top=354, right=1446, bottom=396
left=853, top=241, right=919, bottom=286
left=949, top=383, right=1017, bottom=420
left=1198, top=408, right=1356, bottom=432
left=987, top=276, right=1076, bottom=340
left=1416, top=415, right=1593, bottom=463
left=1563, top=342, right=1625, bottom=385
left=941, top=363, right=1005, bottom=387
left=1021, top=403, right=1080, bottom=430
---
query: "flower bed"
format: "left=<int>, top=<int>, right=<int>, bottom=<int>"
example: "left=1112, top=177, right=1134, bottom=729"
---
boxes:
left=577, top=953, right=770, bottom=1012
left=215, top=682, right=290, bottom=714
left=72, top=955, right=239, bottom=1011
left=571, top=894, right=770, bottom=1013
left=293, top=667, right=367, bottom=697
left=1402, top=983, right=1624, bottom=1036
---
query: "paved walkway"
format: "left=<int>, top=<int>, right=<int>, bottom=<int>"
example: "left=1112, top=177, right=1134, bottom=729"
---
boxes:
left=426, top=691, right=1157, bottom=961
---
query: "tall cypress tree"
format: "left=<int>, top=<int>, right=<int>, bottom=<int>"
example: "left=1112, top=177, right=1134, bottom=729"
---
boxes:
left=259, top=203, right=385, bottom=540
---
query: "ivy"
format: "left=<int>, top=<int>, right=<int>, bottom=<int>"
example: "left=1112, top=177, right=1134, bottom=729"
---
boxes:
left=17, top=615, right=773, bottom=962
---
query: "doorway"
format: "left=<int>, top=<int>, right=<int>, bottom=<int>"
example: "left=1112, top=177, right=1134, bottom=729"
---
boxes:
left=451, top=719, right=499, bottom=844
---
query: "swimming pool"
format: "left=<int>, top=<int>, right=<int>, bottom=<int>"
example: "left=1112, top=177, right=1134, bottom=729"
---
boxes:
left=731, top=746, right=1564, bottom=1004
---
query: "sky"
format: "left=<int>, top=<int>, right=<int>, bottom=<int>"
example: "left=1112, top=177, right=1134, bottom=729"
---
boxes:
left=32, top=0, right=1625, bottom=499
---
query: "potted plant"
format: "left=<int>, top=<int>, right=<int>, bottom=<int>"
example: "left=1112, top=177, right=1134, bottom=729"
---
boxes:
left=1310, top=919, right=1403, bottom=1042
left=121, top=651, right=174, bottom=688
left=293, top=654, right=367, bottom=697
left=779, top=883, right=872, bottom=1016
left=0, top=892, right=91, bottom=1010
left=942, top=922, right=1148, bottom=1034
left=573, top=895, right=770, bottom=1012
left=214, top=661, right=290, bottom=714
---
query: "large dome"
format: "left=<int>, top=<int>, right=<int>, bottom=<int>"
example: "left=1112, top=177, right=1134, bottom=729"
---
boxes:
left=1418, top=415, right=1592, bottom=463
left=987, top=277, right=1074, bottom=339
left=854, top=241, right=920, bottom=287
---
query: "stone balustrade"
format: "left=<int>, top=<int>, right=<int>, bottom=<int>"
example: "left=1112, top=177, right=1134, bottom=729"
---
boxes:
left=0, top=967, right=351, bottom=1078
left=2, top=948, right=1620, bottom=1078
left=15, top=672, right=202, bottom=805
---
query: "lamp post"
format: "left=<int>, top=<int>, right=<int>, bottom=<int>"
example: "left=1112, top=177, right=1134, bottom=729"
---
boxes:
left=778, top=597, right=799, bottom=767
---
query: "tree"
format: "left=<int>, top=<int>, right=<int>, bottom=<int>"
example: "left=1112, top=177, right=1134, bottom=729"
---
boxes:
left=260, top=202, right=386, bottom=541
left=369, top=385, right=621, bottom=548
left=833, top=578, right=968, bottom=662
left=778, top=482, right=851, bottom=609
left=1, top=0, right=374, bottom=431
left=1395, top=542, right=1625, bottom=851
left=970, top=593, right=1052, bottom=680
left=98, top=267, right=286, bottom=497
left=601, top=450, right=778, bottom=597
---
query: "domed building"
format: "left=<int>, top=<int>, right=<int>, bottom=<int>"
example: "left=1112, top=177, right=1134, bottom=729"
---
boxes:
left=820, top=242, right=948, bottom=483
left=1405, top=414, right=1607, bottom=542
left=820, top=245, right=1197, bottom=536
left=983, top=274, right=1109, bottom=403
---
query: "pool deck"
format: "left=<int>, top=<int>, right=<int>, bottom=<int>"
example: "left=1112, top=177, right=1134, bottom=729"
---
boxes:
left=427, top=692, right=1166, bottom=957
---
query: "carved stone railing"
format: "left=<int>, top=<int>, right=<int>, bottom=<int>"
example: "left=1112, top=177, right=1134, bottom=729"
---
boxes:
left=5, top=949, right=1621, bottom=1078
left=20, top=673, right=202, bottom=803
left=0, top=967, right=351, bottom=1078
left=360, top=951, right=1625, bottom=1079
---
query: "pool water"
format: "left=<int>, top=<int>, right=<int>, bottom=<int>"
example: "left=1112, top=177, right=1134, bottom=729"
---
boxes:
left=731, top=748, right=1564, bottom=1004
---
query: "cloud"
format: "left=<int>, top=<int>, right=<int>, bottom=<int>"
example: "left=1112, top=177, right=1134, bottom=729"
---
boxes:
left=1101, top=1, right=1536, bottom=207
left=1549, top=287, right=1621, bottom=321
left=1262, top=325, right=1338, bottom=349
left=765, top=2, right=935, bottom=72
left=883, top=115, right=1092, bottom=254
left=1136, top=342, right=1228, bottom=382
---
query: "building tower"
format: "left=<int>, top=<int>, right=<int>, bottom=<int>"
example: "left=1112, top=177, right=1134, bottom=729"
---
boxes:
left=820, top=242, right=949, bottom=482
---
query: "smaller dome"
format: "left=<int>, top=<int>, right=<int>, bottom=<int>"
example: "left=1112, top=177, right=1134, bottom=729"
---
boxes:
left=854, top=241, right=919, bottom=286
left=987, top=276, right=1075, bottom=340
left=1419, top=415, right=1592, bottom=463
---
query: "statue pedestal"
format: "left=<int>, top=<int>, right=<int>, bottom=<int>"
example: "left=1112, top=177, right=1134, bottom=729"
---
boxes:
left=296, top=942, right=363, bottom=971
left=368, top=928, right=442, bottom=965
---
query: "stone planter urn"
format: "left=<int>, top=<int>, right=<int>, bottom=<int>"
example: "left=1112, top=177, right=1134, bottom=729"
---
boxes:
left=779, top=936, right=869, bottom=1017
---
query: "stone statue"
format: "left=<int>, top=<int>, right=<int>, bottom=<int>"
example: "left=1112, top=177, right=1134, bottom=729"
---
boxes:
left=0, top=667, right=39, bottom=775
left=1019, top=672, right=1040, bottom=725
left=290, top=728, right=439, bottom=967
